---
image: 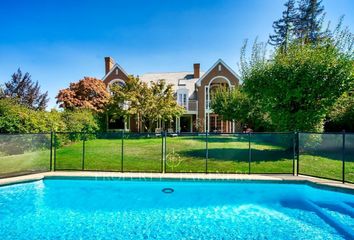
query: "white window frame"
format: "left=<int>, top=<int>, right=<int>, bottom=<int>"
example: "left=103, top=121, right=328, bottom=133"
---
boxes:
left=176, top=89, right=189, bottom=109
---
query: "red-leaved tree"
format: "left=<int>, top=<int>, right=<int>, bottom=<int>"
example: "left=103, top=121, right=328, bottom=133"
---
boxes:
left=56, top=77, right=109, bottom=112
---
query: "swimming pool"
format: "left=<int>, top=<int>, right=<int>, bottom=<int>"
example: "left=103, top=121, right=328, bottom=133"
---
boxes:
left=0, top=178, right=353, bottom=239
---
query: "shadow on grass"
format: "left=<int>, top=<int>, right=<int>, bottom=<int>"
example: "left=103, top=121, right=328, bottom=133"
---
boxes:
left=178, top=148, right=293, bottom=162
left=174, top=135, right=293, bottom=149
left=299, top=150, right=347, bottom=161
left=175, top=135, right=248, bottom=143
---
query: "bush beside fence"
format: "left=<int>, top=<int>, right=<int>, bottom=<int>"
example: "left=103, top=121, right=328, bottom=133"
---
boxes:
left=0, top=131, right=352, bottom=183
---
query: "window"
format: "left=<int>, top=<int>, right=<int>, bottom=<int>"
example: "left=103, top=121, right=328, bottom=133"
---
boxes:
left=108, top=79, right=126, bottom=95
left=177, top=89, right=188, bottom=109
left=178, top=93, right=187, bottom=108
left=111, top=81, right=125, bottom=88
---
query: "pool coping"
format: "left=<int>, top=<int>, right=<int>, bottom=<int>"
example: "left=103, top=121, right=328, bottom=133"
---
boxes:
left=0, top=171, right=353, bottom=192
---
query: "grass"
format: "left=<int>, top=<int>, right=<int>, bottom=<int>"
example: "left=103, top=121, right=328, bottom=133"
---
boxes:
left=299, top=153, right=354, bottom=183
left=0, top=135, right=352, bottom=183
left=0, top=150, right=50, bottom=177
left=165, top=135, right=293, bottom=173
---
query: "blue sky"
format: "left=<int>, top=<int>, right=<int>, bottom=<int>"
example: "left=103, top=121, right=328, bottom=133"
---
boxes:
left=0, top=0, right=353, bottom=109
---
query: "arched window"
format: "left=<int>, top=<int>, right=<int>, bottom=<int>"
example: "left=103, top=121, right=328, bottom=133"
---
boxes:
left=107, top=79, right=126, bottom=94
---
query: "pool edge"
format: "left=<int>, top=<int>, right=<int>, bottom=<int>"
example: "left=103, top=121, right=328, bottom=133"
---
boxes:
left=0, top=171, right=353, bottom=194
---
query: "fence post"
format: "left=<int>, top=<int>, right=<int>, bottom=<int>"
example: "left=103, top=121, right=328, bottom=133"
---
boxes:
left=248, top=132, right=251, bottom=174
left=121, top=130, right=124, bottom=172
left=164, top=131, right=167, bottom=173
left=82, top=133, right=86, bottom=171
left=50, top=131, right=53, bottom=171
left=205, top=131, right=208, bottom=174
left=162, top=131, right=165, bottom=173
left=53, top=132, right=57, bottom=171
left=296, top=132, right=300, bottom=176
left=292, top=132, right=296, bottom=176
left=342, top=130, right=346, bottom=183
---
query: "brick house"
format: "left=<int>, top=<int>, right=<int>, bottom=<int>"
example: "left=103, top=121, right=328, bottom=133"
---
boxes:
left=102, top=57, right=241, bottom=133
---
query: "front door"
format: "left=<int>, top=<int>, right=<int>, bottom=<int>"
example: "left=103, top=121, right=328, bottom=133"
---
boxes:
left=180, top=116, right=191, bottom=132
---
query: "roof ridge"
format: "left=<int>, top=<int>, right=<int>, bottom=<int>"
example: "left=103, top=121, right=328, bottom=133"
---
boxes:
left=141, top=71, right=194, bottom=75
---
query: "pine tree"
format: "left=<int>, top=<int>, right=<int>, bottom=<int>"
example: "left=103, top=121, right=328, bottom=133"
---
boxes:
left=294, top=0, right=325, bottom=43
left=3, top=69, right=49, bottom=110
left=269, top=0, right=296, bottom=51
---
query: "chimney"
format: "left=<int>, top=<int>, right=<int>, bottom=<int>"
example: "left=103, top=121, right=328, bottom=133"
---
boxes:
left=193, top=63, right=200, bottom=78
left=105, top=57, right=115, bottom=74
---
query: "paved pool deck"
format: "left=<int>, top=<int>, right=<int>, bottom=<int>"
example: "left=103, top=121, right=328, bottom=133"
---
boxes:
left=0, top=171, right=353, bottom=191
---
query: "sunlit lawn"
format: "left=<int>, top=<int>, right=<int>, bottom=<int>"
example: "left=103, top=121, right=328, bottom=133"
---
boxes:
left=299, top=154, right=354, bottom=183
left=0, top=135, right=352, bottom=183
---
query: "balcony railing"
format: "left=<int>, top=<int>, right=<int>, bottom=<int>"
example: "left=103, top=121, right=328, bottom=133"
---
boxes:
left=188, top=100, right=197, bottom=111
left=178, top=100, right=197, bottom=112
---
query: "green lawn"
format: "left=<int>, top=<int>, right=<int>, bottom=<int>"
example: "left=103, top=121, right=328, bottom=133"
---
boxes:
left=299, top=153, right=354, bottom=183
left=0, top=150, right=50, bottom=177
left=0, top=135, right=352, bottom=183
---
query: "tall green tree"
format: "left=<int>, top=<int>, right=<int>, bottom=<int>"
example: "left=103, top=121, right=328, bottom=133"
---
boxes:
left=294, top=0, right=325, bottom=43
left=108, top=76, right=184, bottom=132
left=150, top=80, right=185, bottom=128
left=325, top=92, right=354, bottom=132
left=241, top=41, right=353, bottom=132
left=107, top=76, right=140, bottom=120
left=2, top=69, right=49, bottom=110
left=211, top=87, right=272, bottom=131
left=269, top=0, right=296, bottom=51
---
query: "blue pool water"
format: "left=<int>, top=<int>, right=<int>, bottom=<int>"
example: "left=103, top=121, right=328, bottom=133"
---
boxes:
left=0, top=179, right=353, bottom=240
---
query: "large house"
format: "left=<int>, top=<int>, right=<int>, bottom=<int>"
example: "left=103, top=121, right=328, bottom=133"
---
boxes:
left=102, top=57, right=241, bottom=133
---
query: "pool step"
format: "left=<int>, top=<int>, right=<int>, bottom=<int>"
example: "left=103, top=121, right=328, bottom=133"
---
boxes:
left=316, top=201, right=354, bottom=219
left=344, top=202, right=354, bottom=209
left=305, top=200, right=354, bottom=240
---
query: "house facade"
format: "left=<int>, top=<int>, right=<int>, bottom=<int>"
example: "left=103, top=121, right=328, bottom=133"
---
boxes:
left=102, top=57, right=241, bottom=133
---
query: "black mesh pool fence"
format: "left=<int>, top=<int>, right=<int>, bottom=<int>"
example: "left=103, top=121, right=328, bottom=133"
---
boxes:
left=0, top=131, right=352, bottom=183
left=0, top=133, right=51, bottom=178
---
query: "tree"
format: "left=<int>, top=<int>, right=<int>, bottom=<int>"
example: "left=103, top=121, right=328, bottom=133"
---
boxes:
left=325, top=92, right=354, bottom=132
left=56, top=77, right=109, bottom=112
left=2, top=69, right=49, bottom=110
left=109, top=76, right=184, bottom=132
left=61, top=109, right=100, bottom=132
left=241, top=41, right=353, bottom=132
left=239, top=7, right=353, bottom=132
left=107, top=76, right=141, bottom=124
left=269, top=0, right=296, bottom=51
left=0, top=98, right=101, bottom=134
left=294, top=0, right=325, bottom=43
left=0, top=85, right=4, bottom=98
left=211, top=87, right=272, bottom=131
left=150, top=80, right=185, bottom=128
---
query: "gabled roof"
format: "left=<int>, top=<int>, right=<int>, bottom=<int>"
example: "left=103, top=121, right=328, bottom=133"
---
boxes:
left=139, top=72, right=204, bottom=98
left=102, top=63, right=130, bottom=81
left=195, top=59, right=242, bottom=87
left=139, top=72, right=194, bottom=84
